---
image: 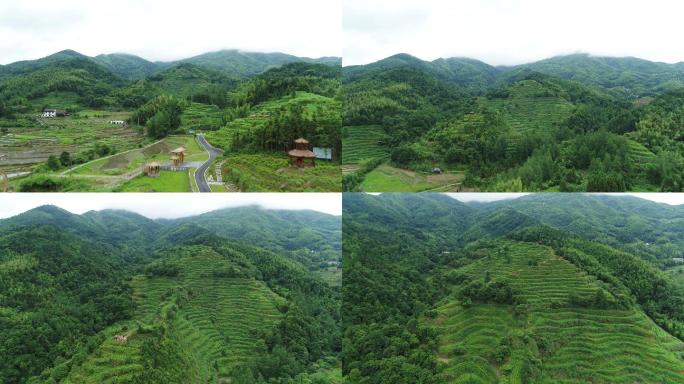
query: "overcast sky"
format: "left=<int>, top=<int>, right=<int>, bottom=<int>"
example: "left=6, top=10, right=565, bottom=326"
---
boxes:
left=447, top=193, right=684, bottom=205
left=344, top=0, right=684, bottom=66
left=0, top=193, right=341, bottom=219
left=0, top=0, right=341, bottom=65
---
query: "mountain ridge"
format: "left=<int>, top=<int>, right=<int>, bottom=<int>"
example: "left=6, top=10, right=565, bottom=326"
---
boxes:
left=1, top=48, right=342, bottom=81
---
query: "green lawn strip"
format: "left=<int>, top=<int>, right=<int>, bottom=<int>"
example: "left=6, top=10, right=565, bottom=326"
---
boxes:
left=115, top=171, right=191, bottom=192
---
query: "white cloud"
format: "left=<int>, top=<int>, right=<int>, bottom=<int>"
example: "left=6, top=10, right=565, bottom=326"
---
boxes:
left=446, top=193, right=530, bottom=203
left=0, top=0, right=341, bottom=64
left=344, top=0, right=684, bottom=66
left=446, top=193, right=684, bottom=205
left=0, top=193, right=341, bottom=219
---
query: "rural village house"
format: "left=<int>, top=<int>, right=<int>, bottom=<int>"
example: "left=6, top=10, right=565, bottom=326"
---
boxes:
left=42, top=109, right=69, bottom=118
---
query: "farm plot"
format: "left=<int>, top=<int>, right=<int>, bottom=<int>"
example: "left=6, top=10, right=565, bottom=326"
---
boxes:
left=0, top=111, right=143, bottom=173
left=360, top=164, right=464, bottom=192
left=221, top=152, right=341, bottom=192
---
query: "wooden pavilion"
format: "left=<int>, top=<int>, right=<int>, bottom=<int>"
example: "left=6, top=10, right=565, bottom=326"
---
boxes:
left=144, top=161, right=161, bottom=177
left=170, top=147, right=186, bottom=167
left=287, top=138, right=316, bottom=167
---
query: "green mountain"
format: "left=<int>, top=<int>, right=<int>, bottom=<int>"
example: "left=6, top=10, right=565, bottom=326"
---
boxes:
left=0, top=49, right=90, bottom=77
left=0, top=49, right=341, bottom=111
left=180, top=49, right=341, bottom=78
left=513, top=53, right=684, bottom=96
left=0, top=205, right=341, bottom=384
left=343, top=193, right=684, bottom=383
left=169, top=206, right=341, bottom=270
left=92, top=53, right=163, bottom=80
left=343, top=53, right=684, bottom=192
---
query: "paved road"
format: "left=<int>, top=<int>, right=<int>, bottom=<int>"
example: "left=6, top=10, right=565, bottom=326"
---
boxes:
left=194, top=135, right=223, bottom=192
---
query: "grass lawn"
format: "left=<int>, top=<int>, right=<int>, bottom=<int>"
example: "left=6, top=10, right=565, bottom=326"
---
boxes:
left=361, top=164, right=464, bottom=192
left=222, top=152, right=341, bottom=192
left=115, top=171, right=191, bottom=192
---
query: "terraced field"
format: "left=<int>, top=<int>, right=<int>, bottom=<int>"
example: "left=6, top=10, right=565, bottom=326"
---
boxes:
left=428, top=241, right=684, bottom=383
left=481, top=80, right=576, bottom=136
left=65, top=245, right=285, bottom=382
left=534, top=308, right=684, bottom=383
left=626, top=138, right=657, bottom=167
left=205, top=92, right=335, bottom=150
left=0, top=111, right=143, bottom=174
left=341, top=125, right=389, bottom=165
left=181, top=102, right=224, bottom=132
left=64, top=325, right=149, bottom=384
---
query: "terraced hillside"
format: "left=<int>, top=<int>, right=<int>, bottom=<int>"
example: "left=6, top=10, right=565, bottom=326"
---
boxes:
left=205, top=91, right=336, bottom=150
left=480, top=80, right=575, bottom=135
left=428, top=241, right=684, bottom=383
left=64, top=245, right=285, bottom=383
left=181, top=102, right=225, bottom=132
left=341, top=125, right=389, bottom=165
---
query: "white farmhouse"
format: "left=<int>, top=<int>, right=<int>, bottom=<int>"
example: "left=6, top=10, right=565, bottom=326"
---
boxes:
left=109, top=120, right=127, bottom=125
left=42, top=109, right=69, bottom=118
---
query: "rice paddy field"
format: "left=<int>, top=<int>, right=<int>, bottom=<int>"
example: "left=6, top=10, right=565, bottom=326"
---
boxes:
left=0, top=110, right=144, bottom=174
left=63, top=245, right=287, bottom=383
left=221, top=152, right=341, bottom=192
left=427, top=241, right=684, bottom=383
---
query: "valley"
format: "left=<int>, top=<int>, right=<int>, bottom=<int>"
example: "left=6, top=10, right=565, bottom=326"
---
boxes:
left=342, top=54, right=684, bottom=192
left=0, top=49, right=342, bottom=192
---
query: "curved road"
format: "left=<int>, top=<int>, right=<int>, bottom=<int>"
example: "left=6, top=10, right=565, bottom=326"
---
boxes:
left=194, top=135, right=223, bottom=192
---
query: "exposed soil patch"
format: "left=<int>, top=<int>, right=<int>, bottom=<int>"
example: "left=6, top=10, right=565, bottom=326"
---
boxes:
left=101, top=152, right=133, bottom=169
left=142, top=140, right=172, bottom=157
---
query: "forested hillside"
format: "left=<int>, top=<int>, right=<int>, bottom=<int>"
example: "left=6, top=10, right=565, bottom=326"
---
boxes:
left=343, top=193, right=684, bottom=383
left=0, top=205, right=341, bottom=384
left=342, top=53, right=684, bottom=192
